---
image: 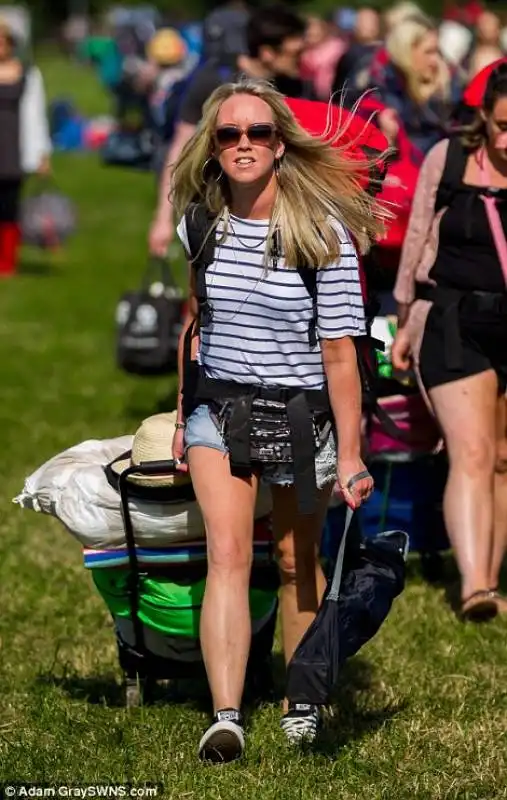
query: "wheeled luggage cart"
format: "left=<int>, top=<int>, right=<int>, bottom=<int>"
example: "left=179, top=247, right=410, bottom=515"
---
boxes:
left=112, top=459, right=279, bottom=707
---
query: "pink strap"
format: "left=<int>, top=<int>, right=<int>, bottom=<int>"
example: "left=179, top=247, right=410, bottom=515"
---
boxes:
left=478, top=148, right=507, bottom=286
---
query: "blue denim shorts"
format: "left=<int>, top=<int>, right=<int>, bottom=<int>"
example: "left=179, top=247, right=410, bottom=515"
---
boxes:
left=184, top=403, right=337, bottom=488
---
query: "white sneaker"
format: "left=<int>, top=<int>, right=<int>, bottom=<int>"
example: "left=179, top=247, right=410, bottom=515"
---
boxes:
left=280, top=703, right=321, bottom=744
left=198, top=708, right=245, bottom=763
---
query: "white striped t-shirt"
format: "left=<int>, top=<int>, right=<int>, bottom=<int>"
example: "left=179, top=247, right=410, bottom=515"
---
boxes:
left=176, top=212, right=366, bottom=390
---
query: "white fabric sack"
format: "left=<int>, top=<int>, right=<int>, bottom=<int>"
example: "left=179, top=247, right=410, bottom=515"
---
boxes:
left=14, top=436, right=273, bottom=550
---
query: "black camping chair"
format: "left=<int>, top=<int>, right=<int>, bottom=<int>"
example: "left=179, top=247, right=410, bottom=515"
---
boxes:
left=286, top=505, right=408, bottom=707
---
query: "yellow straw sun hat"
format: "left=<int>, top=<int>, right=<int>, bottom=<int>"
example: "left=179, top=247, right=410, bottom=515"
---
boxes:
left=110, top=412, right=190, bottom=488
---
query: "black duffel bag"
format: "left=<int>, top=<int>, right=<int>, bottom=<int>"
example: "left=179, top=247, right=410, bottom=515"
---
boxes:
left=116, top=257, right=185, bottom=376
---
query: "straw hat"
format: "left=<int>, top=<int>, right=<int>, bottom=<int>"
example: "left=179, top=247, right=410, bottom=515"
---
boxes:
left=147, top=28, right=187, bottom=66
left=110, top=412, right=191, bottom=488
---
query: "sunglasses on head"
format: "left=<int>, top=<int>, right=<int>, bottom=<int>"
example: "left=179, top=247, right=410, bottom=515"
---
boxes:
left=214, top=123, right=277, bottom=150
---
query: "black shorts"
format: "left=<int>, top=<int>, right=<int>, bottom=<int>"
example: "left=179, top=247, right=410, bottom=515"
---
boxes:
left=419, top=303, right=507, bottom=393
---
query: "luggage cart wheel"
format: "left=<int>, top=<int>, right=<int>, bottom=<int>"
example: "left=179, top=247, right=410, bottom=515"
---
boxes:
left=124, top=675, right=144, bottom=708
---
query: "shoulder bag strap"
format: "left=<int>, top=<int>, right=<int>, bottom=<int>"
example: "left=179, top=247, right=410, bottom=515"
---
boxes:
left=141, top=256, right=177, bottom=289
left=327, top=505, right=355, bottom=602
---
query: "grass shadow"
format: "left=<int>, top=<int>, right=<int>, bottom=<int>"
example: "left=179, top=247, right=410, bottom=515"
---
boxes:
left=35, top=670, right=214, bottom=711
left=404, top=548, right=457, bottom=587
left=311, top=657, right=408, bottom=757
left=34, top=652, right=279, bottom=716
left=36, top=672, right=126, bottom=708
left=18, top=258, right=56, bottom=277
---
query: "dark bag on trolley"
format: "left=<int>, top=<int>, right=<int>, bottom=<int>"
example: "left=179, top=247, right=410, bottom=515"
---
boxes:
left=116, top=257, right=185, bottom=375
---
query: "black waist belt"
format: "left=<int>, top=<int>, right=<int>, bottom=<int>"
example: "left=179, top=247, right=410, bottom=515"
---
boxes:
left=195, top=373, right=331, bottom=515
left=415, top=283, right=507, bottom=371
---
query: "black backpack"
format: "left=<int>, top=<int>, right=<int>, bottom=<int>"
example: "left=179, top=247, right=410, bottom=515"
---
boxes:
left=116, top=257, right=185, bottom=376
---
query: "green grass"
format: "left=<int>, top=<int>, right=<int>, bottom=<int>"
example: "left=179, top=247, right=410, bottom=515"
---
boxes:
left=37, top=46, right=111, bottom=117
left=1, top=52, right=507, bottom=800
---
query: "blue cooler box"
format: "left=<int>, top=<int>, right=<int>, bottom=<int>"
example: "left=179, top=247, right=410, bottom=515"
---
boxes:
left=359, top=453, right=449, bottom=552
left=322, top=453, right=450, bottom=558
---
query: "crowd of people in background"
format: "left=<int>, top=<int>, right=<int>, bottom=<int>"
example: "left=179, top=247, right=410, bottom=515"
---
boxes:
left=53, top=0, right=507, bottom=623
left=70, top=2, right=507, bottom=159
left=60, top=2, right=507, bottom=180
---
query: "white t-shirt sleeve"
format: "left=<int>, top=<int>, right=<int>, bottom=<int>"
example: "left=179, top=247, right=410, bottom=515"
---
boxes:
left=176, top=215, right=191, bottom=258
left=316, top=221, right=366, bottom=340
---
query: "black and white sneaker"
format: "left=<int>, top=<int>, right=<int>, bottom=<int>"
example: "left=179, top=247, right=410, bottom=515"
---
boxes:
left=198, top=708, right=245, bottom=763
left=280, top=703, right=321, bottom=744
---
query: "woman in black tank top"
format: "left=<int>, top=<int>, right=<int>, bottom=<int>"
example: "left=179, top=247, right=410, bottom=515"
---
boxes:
left=393, top=62, right=507, bottom=622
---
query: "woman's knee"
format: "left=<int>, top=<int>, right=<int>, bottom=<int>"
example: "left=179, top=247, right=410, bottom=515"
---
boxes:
left=276, top=532, right=318, bottom=584
left=450, top=435, right=495, bottom=476
left=207, top=530, right=253, bottom=573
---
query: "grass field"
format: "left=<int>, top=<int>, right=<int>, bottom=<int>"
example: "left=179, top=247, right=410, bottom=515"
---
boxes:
left=1, top=52, right=507, bottom=800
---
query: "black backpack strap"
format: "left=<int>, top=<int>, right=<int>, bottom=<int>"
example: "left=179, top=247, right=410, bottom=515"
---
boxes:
left=434, top=137, right=467, bottom=214
left=361, top=145, right=388, bottom=197
left=296, top=265, right=318, bottom=349
left=184, top=202, right=217, bottom=327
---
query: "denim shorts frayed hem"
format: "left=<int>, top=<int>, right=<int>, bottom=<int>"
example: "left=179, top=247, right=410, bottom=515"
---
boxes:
left=184, top=403, right=337, bottom=489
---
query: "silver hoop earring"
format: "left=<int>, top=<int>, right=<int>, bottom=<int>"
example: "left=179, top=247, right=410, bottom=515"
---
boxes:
left=201, top=157, right=213, bottom=180
left=202, top=157, right=223, bottom=183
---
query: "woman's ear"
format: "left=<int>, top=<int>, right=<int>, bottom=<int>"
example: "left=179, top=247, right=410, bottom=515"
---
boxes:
left=275, top=139, right=285, bottom=160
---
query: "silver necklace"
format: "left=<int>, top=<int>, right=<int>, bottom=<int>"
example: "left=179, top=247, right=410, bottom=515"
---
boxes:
left=207, top=237, right=266, bottom=323
left=229, top=217, right=268, bottom=251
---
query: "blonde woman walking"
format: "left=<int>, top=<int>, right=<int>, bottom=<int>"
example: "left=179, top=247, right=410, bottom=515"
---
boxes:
left=368, top=14, right=462, bottom=154
left=170, top=78, right=387, bottom=762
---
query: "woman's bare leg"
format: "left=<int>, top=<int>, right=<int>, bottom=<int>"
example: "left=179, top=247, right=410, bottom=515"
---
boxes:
left=271, top=482, right=333, bottom=711
left=490, top=394, right=507, bottom=589
left=188, top=446, right=258, bottom=712
left=429, top=370, right=497, bottom=601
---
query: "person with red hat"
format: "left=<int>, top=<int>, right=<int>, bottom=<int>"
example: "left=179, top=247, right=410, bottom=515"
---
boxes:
left=463, top=56, right=507, bottom=107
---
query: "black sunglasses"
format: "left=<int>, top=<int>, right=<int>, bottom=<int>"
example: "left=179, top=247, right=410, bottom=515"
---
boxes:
left=214, top=123, right=277, bottom=150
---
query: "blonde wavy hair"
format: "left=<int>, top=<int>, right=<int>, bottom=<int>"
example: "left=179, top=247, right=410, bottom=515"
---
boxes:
left=171, top=78, right=391, bottom=269
left=384, top=2, right=425, bottom=32
left=386, top=15, right=451, bottom=104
